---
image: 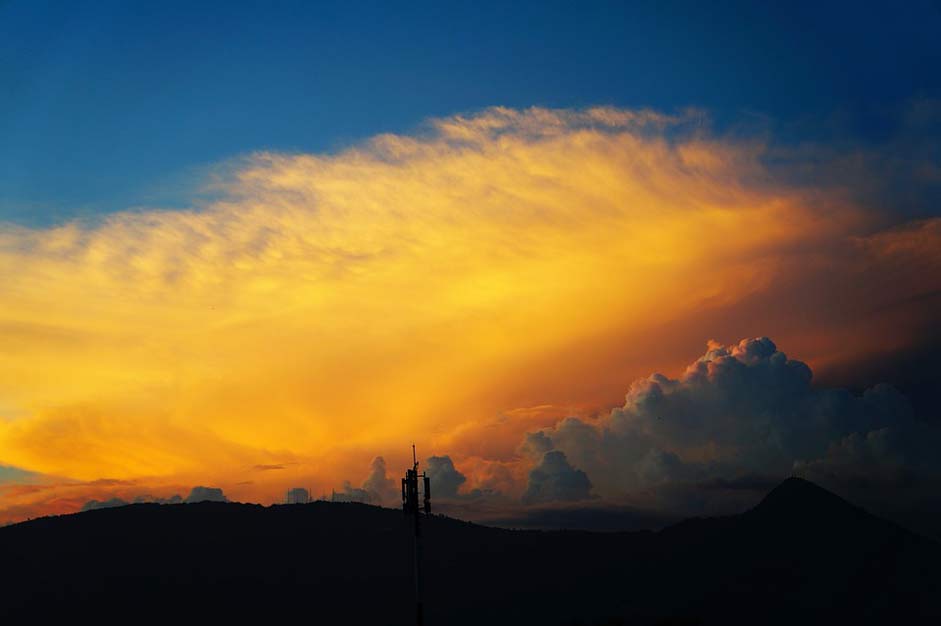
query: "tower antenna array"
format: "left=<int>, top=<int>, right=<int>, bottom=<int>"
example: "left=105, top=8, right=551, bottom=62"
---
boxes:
left=402, top=444, right=431, bottom=625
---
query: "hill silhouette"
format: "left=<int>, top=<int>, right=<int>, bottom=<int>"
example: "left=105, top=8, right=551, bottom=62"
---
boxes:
left=1, top=478, right=938, bottom=625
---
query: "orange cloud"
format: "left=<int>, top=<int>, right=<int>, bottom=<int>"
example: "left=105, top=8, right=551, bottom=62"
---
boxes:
left=1, top=107, right=938, bottom=522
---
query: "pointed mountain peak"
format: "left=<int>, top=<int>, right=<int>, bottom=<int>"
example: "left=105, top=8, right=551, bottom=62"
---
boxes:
left=752, top=476, right=866, bottom=521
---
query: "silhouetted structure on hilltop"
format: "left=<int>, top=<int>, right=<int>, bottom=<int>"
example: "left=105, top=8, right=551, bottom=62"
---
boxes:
left=402, top=445, right=432, bottom=626
left=0, top=477, right=938, bottom=625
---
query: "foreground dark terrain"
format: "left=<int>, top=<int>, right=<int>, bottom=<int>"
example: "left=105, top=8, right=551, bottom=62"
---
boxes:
left=2, top=478, right=939, bottom=625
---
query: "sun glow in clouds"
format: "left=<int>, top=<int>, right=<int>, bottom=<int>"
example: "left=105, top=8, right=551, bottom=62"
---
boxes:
left=1, top=107, right=939, bottom=523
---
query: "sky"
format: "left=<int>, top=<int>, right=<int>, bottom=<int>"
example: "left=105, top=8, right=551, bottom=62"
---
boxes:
left=1, top=1, right=940, bottom=527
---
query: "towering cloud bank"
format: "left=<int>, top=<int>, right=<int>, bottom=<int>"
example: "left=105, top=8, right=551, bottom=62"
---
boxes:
left=425, top=456, right=468, bottom=499
left=333, top=456, right=398, bottom=505
left=522, top=450, right=593, bottom=504
left=362, top=457, right=397, bottom=504
left=519, top=338, right=940, bottom=514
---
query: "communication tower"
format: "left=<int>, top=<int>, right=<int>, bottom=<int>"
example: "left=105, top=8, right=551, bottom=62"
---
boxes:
left=402, top=444, right=431, bottom=626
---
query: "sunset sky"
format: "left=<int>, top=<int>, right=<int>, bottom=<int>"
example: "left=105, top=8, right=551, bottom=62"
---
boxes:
left=2, top=1, right=940, bottom=526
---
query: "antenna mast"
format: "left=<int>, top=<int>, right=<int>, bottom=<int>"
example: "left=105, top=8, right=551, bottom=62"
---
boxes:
left=402, top=444, right=431, bottom=626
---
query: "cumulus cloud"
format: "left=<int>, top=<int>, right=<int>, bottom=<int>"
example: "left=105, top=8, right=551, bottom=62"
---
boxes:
left=79, top=491, right=191, bottom=512
left=184, top=486, right=227, bottom=503
left=81, top=497, right=129, bottom=512
left=525, top=337, right=941, bottom=512
left=284, top=487, right=310, bottom=504
left=133, top=494, right=182, bottom=504
left=362, top=456, right=397, bottom=505
left=522, top=450, right=593, bottom=504
left=425, top=456, right=467, bottom=499
left=331, top=456, right=399, bottom=505
left=331, top=482, right=373, bottom=504
left=520, top=431, right=554, bottom=460
left=796, top=421, right=941, bottom=491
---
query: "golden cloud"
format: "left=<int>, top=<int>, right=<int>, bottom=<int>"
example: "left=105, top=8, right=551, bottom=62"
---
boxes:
left=1, top=107, right=938, bottom=521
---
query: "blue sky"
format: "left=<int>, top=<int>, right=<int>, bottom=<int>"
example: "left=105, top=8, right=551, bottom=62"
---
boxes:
left=2, top=0, right=940, bottom=225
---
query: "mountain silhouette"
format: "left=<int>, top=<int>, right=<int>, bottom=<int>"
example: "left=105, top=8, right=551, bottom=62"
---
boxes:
left=1, top=477, right=938, bottom=625
left=753, top=475, right=872, bottom=518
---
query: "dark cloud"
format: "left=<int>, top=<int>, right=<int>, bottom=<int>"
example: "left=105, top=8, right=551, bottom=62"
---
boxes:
left=522, top=450, right=592, bottom=504
left=525, top=337, right=941, bottom=515
left=138, top=494, right=182, bottom=504
left=519, top=431, right=553, bottom=460
left=284, top=488, right=310, bottom=504
left=796, top=421, right=941, bottom=489
left=425, top=455, right=467, bottom=499
left=253, top=464, right=285, bottom=471
left=184, top=486, right=227, bottom=503
left=81, top=498, right=128, bottom=512
left=362, top=456, right=396, bottom=505
left=331, top=482, right=373, bottom=504
left=80, top=493, right=182, bottom=513
left=332, top=456, right=398, bottom=506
